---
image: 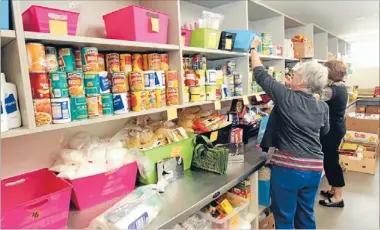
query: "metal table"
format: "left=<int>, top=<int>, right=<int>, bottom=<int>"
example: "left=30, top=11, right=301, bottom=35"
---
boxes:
left=68, top=146, right=269, bottom=229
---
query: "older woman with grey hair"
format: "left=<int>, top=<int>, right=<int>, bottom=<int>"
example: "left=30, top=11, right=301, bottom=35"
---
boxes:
left=250, top=38, right=329, bottom=229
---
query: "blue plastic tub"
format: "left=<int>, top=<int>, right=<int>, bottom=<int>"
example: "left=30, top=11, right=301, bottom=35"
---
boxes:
left=225, top=30, right=258, bottom=52
left=1, top=0, right=10, bottom=30
left=259, top=180, right=271, bottom=207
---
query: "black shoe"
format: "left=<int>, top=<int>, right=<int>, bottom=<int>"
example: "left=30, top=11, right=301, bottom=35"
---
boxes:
left=319, top=198, right=344, bottom=208
left=320, top=190, right=334, bottom=198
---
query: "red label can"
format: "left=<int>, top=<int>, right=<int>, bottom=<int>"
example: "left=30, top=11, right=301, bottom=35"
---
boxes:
left=106, top=53, right=120, bottom=73
left=160, top=54, right=169, bottom=71
left=30, top=72, right=50, bottom=99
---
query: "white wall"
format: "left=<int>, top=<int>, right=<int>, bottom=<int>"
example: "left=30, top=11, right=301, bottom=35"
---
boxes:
left=349, top=36, right=380, bottom=89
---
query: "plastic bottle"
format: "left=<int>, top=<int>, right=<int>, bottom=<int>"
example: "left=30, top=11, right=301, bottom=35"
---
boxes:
left=1, top=73, right=21, bottom=129
left=1, top=87, right=9, bottom=133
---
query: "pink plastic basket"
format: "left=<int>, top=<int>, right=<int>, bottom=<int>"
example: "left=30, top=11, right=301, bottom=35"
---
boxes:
left=22, top=5, right=80, bottom=35
left=67, top=162, right=138, bottom=210
left=103, top=5, right=169, bottom=44
left=1, top=168, right=72, bottom=229
left=181, top=29, right=191, bottom=46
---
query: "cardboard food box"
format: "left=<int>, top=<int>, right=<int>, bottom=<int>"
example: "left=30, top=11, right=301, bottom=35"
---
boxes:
left=344, top=131, right=379, bottom=145
left=293, top=42, right=314, bottom=58
left=345, top=116, right=380, bottom=134
left=366, top=105, right=380, bottom=115
left=259, top=213, right=275, bottom=229
left=340, top=150, right=377, bottom=175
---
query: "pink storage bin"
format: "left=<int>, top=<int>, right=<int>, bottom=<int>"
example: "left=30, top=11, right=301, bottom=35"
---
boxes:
left=181, top=29, right=191, bottom=46
left=1, top=168, right=72, bottom=229
left=67, top=162, right=138, bottom=210
left=22, top=5, right=80, bottom=35
left=103, top=5, right=169, bottom=44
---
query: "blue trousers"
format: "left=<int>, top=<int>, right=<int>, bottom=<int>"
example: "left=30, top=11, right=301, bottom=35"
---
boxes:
left=270, top=165, right=322, bottom=229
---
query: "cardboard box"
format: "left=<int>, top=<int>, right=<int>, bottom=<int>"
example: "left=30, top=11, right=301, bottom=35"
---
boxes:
left=340, top=150, right=377, bottom=175
left=356, top=105, right=366, bottom=113
left=366, top=105, right=380, bottom=115
left=344, top=131, right=379, bottom=145
left=340, top=141, right=379, bottom=154
left=345, top=116, right=380, bottom=134
left=293, top=42, right=314, bottom=58
left=259, top=213, right=275, bottom=229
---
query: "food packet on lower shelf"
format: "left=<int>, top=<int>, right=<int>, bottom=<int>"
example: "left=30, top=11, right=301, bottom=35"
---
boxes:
left=89, top=185, right=164, bottom=230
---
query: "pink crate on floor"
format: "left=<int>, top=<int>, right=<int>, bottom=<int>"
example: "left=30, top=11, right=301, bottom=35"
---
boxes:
left=181, top=29, right=191, bottom=46
left=1, top=168, right=72, bottom=229
left=22, top=5, right=80, bottom=35
left=67, top=162, right=138, bottom=210
left=103, top=5, right=169, bottom=44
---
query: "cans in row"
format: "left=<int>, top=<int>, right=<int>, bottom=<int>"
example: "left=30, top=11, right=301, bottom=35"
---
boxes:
left=26, top=43, right=170, bottom=73
left=183, top=55, right=207, bottom=71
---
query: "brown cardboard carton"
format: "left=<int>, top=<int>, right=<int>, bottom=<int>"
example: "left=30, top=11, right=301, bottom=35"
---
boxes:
left=259, top=213, right=275, bottom=229
left=356, top=105, right=366, bottom=113
left=340, top=150, right=377, bottom=175
left=345, top=116, right=380, bottom=134
left=366, top=106, right=380, bottom=115
left=293, top=42, right=314, bottom=58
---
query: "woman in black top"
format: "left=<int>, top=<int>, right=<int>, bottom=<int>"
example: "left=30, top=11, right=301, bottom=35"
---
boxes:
left=319, top=60, right=348, bottom=208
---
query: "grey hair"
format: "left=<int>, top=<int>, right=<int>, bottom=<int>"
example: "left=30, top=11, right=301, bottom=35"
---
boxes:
left=297, top=62, right=328, bottom=93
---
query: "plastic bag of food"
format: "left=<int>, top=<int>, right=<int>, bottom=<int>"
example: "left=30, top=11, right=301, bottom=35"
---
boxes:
left=89, top=185, right=164, bottom=229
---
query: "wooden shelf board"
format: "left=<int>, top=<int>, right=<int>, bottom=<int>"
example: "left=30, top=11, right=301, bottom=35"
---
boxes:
left=182, top=46, right=247, bottom=60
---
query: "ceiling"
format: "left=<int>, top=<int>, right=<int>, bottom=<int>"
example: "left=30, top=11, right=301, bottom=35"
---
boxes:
left=261, top=0, right=379, bottom=42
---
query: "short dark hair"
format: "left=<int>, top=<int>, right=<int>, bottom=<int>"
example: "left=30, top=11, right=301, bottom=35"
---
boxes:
left=324, top=60, right=347, bottom=82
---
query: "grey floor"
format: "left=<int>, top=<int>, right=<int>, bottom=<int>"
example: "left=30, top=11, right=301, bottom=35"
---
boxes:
left=315, top=161, right=379, bottom=229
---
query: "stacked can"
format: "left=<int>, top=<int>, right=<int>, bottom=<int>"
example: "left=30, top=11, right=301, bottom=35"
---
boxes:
left=183, top=55, right=209, bottom=102
left=261, top=33, right=274, bottom=55
left=205, top=69, right=217, bottom=101
left=166, top=71, right=179, bottom=105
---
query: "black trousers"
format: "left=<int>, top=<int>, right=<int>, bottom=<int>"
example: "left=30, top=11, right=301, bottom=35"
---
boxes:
left=321, top=124, right=346, bottom=187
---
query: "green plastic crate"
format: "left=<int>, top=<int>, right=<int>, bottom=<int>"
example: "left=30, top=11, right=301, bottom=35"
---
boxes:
left=138, top=134, right=196, bottom=184
left=189, top=28, right=222, bottom=49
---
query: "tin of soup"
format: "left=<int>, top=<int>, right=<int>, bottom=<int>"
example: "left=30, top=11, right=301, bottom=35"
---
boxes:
left=166, top=71, right=178, bottom=88
left=45, top=46, right=58, bottom=73
left=74, top=48, right=82, bottom=71
left=166, top=87, right=179, bottom=105
left=51, top=98, right=71, bottom=124
left=120, top=54, right=132, bottom=72
left=86, top=95, right=103, bottom=118
left=155, top=89, right=166, bottom=108
left=99, top=71, right=111, bottom=94
left=129, top=71, right=144, bottom=91
left=131, top=91, right=146, bottom=112
left=154, top=71, right=165, bottom=88
left=84, top=72, right=100, bottom=95
left=144, top=71, right=155, bottom=90
left=97, top=53, right=105, bottom=71
left=145, top=90, right=156, bottom=110
left=112, top=72, right=128, bottom=93
left=67, top=71, right=85, bottom=96
left=30, top=72, right=50, bottom=99
left=148, top=53, right=161, bottom=71
left=58, top=48, right=75, bottom=72
left=33, top=98, right=52, bottom=126
left=101, top=93, right=114, bottom=115
left=132, top=54, right=143, bottom=71
left=81, top=47, right=98, bottom=72
left=106, top=53, right=120, bottom=73
left=49, top=72, right=69, bottom=98
left=160, top=54, right=169, bottom=71
left=70, top=96, right=88, bottom=121
left=26, top=43, right=46, bottom=72
left=113, top=93, right=129, bottom=114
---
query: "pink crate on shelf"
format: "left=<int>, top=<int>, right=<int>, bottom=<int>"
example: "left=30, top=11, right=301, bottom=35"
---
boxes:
left=67, top=161, right=138, bottom=210
left=1, top=169, right=72, bottom=229
left=22, top=5, right=80, bottom=35
left=103, top=5, right=169, bottom=44
left=181, top=29, right=191, bottom=46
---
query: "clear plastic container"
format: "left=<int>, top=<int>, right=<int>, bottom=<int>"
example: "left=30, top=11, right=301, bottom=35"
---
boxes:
left=198, top=192, right=250, bottom=229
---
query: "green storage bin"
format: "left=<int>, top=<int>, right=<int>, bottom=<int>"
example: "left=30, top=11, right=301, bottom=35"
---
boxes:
left=189, top=28, right=222, bottom=49
left=139, top=134, right=196, bottom=184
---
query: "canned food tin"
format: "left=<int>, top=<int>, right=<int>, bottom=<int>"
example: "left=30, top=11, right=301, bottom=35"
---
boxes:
left=192, top=55, right=202, bottom=70
left=120, top=54, right=132, bottom=72
left=84, top=72, right=100, bottom=95
left=67, top=71, right=85, bottom=96
left=33, top=98, right=52, bottom=126
left=86, top=95, right=103, bottom=118
left=101, top=93, right=114, bottom=115
left=185, top=71, right=197, bottom=86
left=142, top=54, right=149, bottom=71
left=51, top=98, right=71, bottom=124
left=97, top=53, right=105, bottom=71
left=234, top=73, right=243, bottom=84
left=132, top=54, right=143, bottom=71
left=154, top=71, right=165, bottom=88
left=81, top=47, right=98, bottom=72
left=113, top=93, right=129, bottom=114
left=155, top=89, right=166, bottom=108
left=111, top=72, right=128, bottom=93
left=227, top=60, right=236, bottom=75
left=183, top=86, right=190, bottom=103
left=190, top=94, right=201, bottom=102
left=30, top=72, right=50, bottom=99
left=70, top=96, right=88, bottom=121
left=183, top=57, right=192, bottom=71
left=166, top=71, right=178, bottom=88
left=49, top=72, right=69, bottom=98
left=99, top=71, right=111, bottom=94
left=195, top=70, right=206, bottom=85
left=145, top=90, right=156, bottom=110
left=216, top=70, right=224, bottom=85
left=166, top=87, right=179, bottom=105
left=74, top=49, right=82, bottom=71
left=148, top=53, right=161, bottom=71
left=131, top=91, right=146, bottom=112
left=127, top=92, right=132, bottom=110
left=216, top=85, right=222, bottom=100
left=199, top=86, right=206, bottom=101
left=206, top=70, right=217, bottom=85
left=45, top=46, right=58, bottom=73
left=58, top=48, right=75, bottom=72
left=106, top=53, right=120, bottom=73
left=206, top=85, right=217, bottom=101
left=129, top=71, right=144, bottom=91
left=143, top=71, right=155, bottom=90
left=160, top=54, right=169, bottom=71
left=26, top=43, right=46, bottom=72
